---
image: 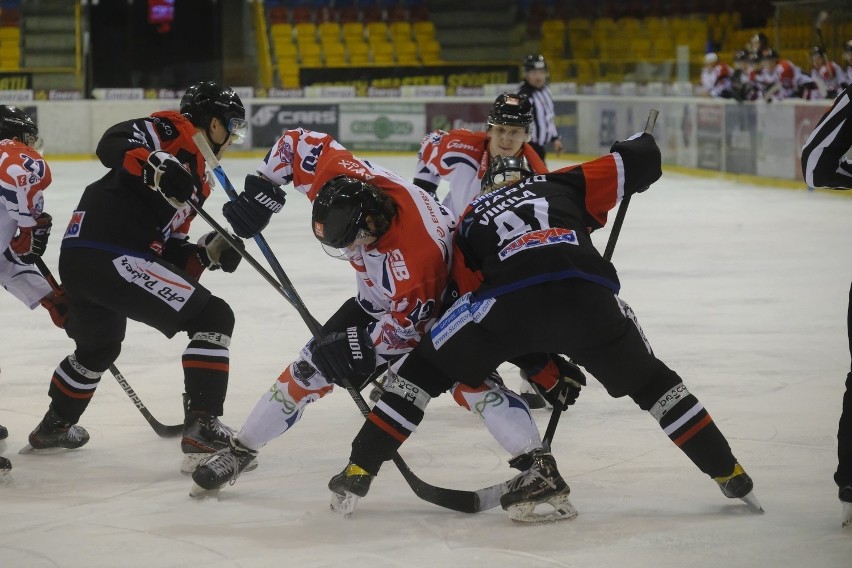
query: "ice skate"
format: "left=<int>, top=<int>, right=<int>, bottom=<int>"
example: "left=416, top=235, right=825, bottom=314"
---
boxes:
left=0, top=423, right=7, bottom=454
left=180, top=411, right=238, bottom=474
left=19, top=408, right=90, bottom=454
left=839, top=485, right=852, bottom=529
left=190, top=437, right=258, bottom=498
left=328, top=462, right=373, bottom=519
left=500, top=448, right=577, bottom=524
left=714, top=463, right=763, bottom=513
left=0, top=454, right=11, bottom=486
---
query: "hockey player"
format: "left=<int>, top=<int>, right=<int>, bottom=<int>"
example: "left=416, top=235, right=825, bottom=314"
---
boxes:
left=412, top=93, right=558, bottom=408
left=518, top=54, right=562, bottom=163
left=325, top=134, right=761, bottom=523
left=414, top=92, right=545, bottom=218
left=800, top=84, right=852, bottom=528
left=189, top=130, right=571, bottom=499
left=843, top=40, right=852, bottom=82
left=758, top=49, right=811, bottom=101
left=807, top=46, right=848, bottom=100
left=0, top=105, right=67, bottom=476
left=23, top=82, right=266, bottom=476
left=698, top=52, right=734, bottom=98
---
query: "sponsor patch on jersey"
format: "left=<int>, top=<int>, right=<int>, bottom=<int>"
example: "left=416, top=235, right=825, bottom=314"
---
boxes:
left=387, top=249, right=409, bottom=281
left=63, top=211, right=85, bottom=239
left=112, top=255, right=194, bottom=311
left=498, top=228, right=578, bottom=261
left=431, top=292, right=495, bottom=349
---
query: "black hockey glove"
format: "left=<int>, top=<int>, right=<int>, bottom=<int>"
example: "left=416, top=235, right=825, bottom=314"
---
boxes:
left=196, top=231, right=243, bottom=273
left=143, top=150, right=194, bottom=208
left=310, top=326, right=377, bottom=386
left=222, top=174, right=286, bottom=238
left=10, top=212, right=52, bottom=264
left=609, top=132, right=662, bottom=195
left=523, top=354, right=586, bottom=411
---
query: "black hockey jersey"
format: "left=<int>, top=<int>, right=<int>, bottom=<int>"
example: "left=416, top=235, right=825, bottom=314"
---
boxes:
left=61, top=111, right=211, bottom=261
left=453, top=133, right=662, bottom=299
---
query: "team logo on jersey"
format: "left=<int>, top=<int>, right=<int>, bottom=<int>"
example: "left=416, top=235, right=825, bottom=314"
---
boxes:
left=273, top=138, right=294, bottom=166
left=64, top=211, right=85, bottom=239
left=387, top=249, right=409, bottom=281
left=498, top=228, right=578, bottom=261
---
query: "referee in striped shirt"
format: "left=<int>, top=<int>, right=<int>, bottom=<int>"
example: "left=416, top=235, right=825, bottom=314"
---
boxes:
left=518, top=54, right=563, bottom=164
left=801, top=84, right=852, bottom=523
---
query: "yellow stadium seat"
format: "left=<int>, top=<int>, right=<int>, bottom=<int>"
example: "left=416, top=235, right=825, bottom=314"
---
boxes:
left=270, top=23, right=293, bottom=41
left=366, top=21, right=389, bottom=43
left=294, top=22, right=317, bottom=44
left=419, top=39, right=441, bottom=64
left=390, top=21, right=412, bottom=42
left=299, top=42, right=322, bottom=66
left=372, top=41, right=395, bottom=64
left=323, top=41, right=346, bottom=63
left=318, top=21, right=340, bottom=41
left=541, top=19, right=565, bottom=37
left=413, top=21, right=435, bottom=40
left=275, top=38, right=298, bottom=59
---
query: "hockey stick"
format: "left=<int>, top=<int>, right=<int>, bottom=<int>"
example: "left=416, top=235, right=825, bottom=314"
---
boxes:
left=185, top=166, right=487, bottom=513
left=32, top=257, right=183, bottom=438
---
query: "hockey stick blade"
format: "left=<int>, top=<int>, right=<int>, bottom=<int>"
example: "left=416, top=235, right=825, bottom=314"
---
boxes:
left=109, top=365, right=183, bottom=438
left=31, top=258, right=183, bottom=438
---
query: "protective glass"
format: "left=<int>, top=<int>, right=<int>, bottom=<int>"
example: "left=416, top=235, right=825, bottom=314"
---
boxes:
left=23, top=132, right=44, bottom=153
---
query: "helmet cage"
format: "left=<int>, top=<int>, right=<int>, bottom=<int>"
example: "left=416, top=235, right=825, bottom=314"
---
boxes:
left=481, top=155, right=534, bottom=194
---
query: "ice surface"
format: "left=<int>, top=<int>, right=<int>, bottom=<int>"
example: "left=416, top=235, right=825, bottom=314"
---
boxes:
left=1, top=154, right=850, bottom=567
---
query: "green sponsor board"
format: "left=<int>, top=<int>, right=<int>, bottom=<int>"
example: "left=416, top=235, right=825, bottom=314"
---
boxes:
left=339, top=102, right=426, bottom=151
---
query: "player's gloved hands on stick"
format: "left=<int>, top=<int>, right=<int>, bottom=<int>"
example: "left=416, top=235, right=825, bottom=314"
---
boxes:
left=143, top=150, right=194, bottom=208
left=609, top=132, right=661, bottom=194
left=222, top=174, right=286, bottom=238
left=10, top=212, right=52, bottom=264
left=196, top=231, right=243, bottom=273
left=310, top=326, right=377, bottom=386
left=40, top=288, right=69, bottom=329
left=525, top=355, right=586, bottom=411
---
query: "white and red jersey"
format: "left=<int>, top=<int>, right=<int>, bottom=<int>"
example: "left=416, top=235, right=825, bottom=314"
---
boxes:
left=810, top=61, right=849, bottom=98
left=412, top=129, right=547, bottom=218
left=758, top=59, right=808, bottom=99
left=257, top=128, right=456, bottom=362
left=700, top=63, right=734, bottom=96
left=0, top=138, right=52, bottom=308
left=0, top=138, right=51, bottom=248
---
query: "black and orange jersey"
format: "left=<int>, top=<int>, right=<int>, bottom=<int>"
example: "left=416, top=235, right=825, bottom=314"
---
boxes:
left=61, top=111, right=211, bottom=258
left=453, top=133, right=662, bottom=299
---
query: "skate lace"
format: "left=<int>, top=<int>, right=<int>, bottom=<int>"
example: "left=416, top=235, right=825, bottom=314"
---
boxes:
left=505, top=467, right=557, bottom=493
left=203, top=450, right=243, bottom=486
left=65, top=425, right=86, bottom=442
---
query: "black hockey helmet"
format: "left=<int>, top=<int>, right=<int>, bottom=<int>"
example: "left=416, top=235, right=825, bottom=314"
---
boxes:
left=487, top=93, right=533, bottom=130
left=0, top=105, right=42, bottom=151
left=312, top=175, right=394, bottom=248
left=180, top=81, right=246, bottom=142
left=481, top=155, right=534, bottom=194
left=523, top=54, right=547, bottom=71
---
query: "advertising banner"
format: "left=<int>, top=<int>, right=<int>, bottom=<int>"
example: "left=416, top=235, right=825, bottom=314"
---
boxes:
left=0, top=72, right=32, bottom=91
left=660, top=101, right=697, bottom=168
left=424, top=101, right=490, bottom=133
left=696, top=103, right=724, bottom=171
left=554, top=100, right=578, bottom=154
left=250, top=103, right=338, bottom=149
left=725, top=104, right=757, bottom=175
left=338, top=102, right=425, bottom=151
left=300, top=65, right=519, bottom=97
left=755, top=104, right=794, bottom=179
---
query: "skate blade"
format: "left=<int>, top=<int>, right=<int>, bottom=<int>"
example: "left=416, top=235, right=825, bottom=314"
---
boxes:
left=189, top=482, right=221, bottom=499
left=506, top=493, right=578, bottom=524
left=842, top=502, right=852, bottom=529
left=739, top=491, right=764, bottom=514
left=18, top=443, right=79, bottom=455
left=330, top=491, right=360, bottom=519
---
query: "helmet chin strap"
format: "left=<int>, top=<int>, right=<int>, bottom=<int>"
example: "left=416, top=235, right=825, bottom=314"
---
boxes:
left=204, top=122, right=230, bottom=155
